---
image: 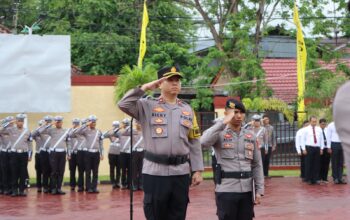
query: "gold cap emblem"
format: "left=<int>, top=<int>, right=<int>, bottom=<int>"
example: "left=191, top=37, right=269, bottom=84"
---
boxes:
left=229, top=102, right=235, bottom=109
left=171, top=66, right=176, bottom=72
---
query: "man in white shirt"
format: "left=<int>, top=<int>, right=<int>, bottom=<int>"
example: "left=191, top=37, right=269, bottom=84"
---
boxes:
left=326, top=121, right=346, bottom=184
left=295, top=120, right=309, bottom=182
left=319, top=119, right=331, bottom=183
left=301, top=116, right=324, bottom=185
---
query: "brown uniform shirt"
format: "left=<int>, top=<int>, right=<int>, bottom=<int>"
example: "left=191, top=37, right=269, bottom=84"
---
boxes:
left=200, top=120, right=264, bottom=195
left=118, top=87, right=204, bottom=176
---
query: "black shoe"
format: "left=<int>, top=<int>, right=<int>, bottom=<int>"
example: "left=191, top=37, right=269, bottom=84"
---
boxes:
left=112, top=184, right=117, bottom=189
left=18, top=191, right=27, bottom=197
left=11, top=191, right=18, bottom=197
left=0, top=189, right=3, bottom=194
left=57, top=189, right=66, bottom=195
left=334, top=179, right=340, bottom=184
left=71, top=187, right=75, bottom=192
left=138, top=185, right=143, bottom=191
left=132, top=186, right=138, bottom=191
left=37, top=188, right=42, bottom=193
left=121, top=185, right=128, bottom=190
left=339, top=179, right=347, bottom=184
left=43, top=188, right=49, bottom=193
left=78, top=188, right=84, bottom=192
left=92, top=189, right=99, bottom=194
left=87, top=189, right=93, bottom=193
left=51, top=189, right=58, bottom=195
left=4, top=190, right=11, bottom=196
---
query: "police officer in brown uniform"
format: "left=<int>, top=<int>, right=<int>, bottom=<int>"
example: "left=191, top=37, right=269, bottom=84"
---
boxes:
left=118, top=65, right=204, bottom=220
left=201, top=99, right=264, bottom=220
left=1, top=114, right=33, bottom=197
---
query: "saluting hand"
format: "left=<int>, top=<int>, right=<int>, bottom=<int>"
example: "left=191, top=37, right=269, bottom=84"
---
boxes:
left=191, top=171, right=203, bottom=187
left=223, top=111, right=235, bottom=125
left=100, top=155, right=104, bottom=160
left=141, top=78, right=166, bottom=91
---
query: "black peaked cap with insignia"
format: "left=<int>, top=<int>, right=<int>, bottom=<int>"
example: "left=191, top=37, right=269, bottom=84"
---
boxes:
left=157, top=65, right=183, bottom=79
left=225, top=99, right=246, bottom=113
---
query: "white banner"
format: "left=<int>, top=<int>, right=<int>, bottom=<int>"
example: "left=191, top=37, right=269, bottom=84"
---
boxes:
left=0, top=34, right=71, bottom=113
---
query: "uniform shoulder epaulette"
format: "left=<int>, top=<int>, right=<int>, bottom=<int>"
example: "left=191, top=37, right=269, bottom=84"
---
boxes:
left=144, top=95, right=157, bottom=101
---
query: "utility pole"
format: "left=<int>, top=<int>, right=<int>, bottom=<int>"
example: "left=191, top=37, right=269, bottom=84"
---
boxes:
left=12, top=0, right=20, bottom=34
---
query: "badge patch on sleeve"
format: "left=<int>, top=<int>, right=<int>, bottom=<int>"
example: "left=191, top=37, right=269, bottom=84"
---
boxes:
left=153, top=107, right=165, bottom=112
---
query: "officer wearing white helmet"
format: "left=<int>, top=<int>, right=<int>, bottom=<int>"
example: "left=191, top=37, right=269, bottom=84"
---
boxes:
left=71, top=115, right=103, bottom=193
left=119, top=118, right=132, bottom=189
left=103, top=120, right=122, bottom=189
left=33, top=120, right=45, bottom=192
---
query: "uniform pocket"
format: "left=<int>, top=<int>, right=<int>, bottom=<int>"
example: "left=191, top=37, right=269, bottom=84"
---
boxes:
left=151, top=117, right=168, bottom=138
left=143, top=194, right=155, bottom=220
left=245, top=143, right=254, bottom=160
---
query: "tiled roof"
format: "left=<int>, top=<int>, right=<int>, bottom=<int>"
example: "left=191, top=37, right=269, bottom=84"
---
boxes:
left=261, top=59, right=298, bottom=103
left=262, top=58, right=350, bottom=104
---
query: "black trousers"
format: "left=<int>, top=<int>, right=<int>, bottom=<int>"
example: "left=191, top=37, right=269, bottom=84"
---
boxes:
left=10, top=152, right=28, bottom=192
left=132, top=151, right=144, bottom=189
left=319, top=148, right=331, bottom=181
left=0, top=152, right=3, bottom=191
left=49, top=151, right=66, bottom=190
left=305, top=146, right=321, bottom=183
left=108, top=154, right=121, bottom=186
left=300, top=154, right=306, bottom=179
left=77, top=150, right=85, bottom=190
left=40, top=151, right=51, bottom=190
left=35, top=153, right=43, bottom=188
left=212, top=154, right=218, bottom=184
left=143, top=174, right=190, bottom=220
left=69, top=153, right=78, bottom=188
left=0, top=152, right=11, bottom=192
left=261, top=147, right=272, bottom=177
left=215, top=192, right=253, bottom=220
left=331, top=142, right=344, bottom=181
left=84, top=152, right=100, bottom=190
left=120, top=152, right=131, bottom=187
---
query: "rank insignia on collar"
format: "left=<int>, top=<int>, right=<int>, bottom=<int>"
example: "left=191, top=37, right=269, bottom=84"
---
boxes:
left=153, top=107, right=165, bottom=112
left=182, top=120, right=192, bottom=127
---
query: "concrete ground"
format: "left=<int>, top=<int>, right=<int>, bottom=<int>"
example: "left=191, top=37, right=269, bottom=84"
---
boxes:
left=0, top=177, right=350, bottom=220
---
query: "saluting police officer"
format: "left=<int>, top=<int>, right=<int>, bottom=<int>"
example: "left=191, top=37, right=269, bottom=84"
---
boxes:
left=37, top=116, right=70, bottom=195
left=75, top=118, right=88, bottom=192
left=1, top=114, right=33, bottom=197
left=103, top=121, right=122, bottom=189
left=119, top=118, right=132, bottom=189
left=0, top=116, right=15, bottom=195
left=32, top=115, right=54, bottom=193
left=118, top=65, right=204, bottom=220
left=68, top=118, right=83, bottom=191
left=131, top=122, right=144, bottom=191
left=201, top=99, right=264, bottom=220
left=72, top=115, right=103, bottom=193
left=33, top=120, right=44, bottom=192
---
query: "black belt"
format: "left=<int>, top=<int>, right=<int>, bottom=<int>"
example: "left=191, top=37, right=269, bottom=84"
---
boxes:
left=221, top=171, right=252, bottom=179
left=144, top=151, right=189, bottom=166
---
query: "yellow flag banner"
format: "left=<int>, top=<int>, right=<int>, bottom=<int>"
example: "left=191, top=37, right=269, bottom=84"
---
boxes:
left=138, top=0, right=149, bottom=69
left=293, top=3, right=307, bottom=124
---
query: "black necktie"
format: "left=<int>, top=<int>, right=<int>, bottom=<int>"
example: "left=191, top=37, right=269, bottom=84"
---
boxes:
left=322, top=129, right=327, bottom=146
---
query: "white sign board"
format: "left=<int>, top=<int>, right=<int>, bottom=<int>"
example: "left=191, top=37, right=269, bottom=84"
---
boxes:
left=0, top=34, right=71, bottom=113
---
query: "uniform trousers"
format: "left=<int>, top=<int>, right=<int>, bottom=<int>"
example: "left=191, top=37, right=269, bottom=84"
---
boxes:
left=77, top=150, right=85, bottom=190
left=40, top=151, right=51, bottom=191
left=35, top=153, right=42, bottom=188
left=84, top=152, right=100, bottom=190
left=132, top=151, right=144, bottom=189
left=143, top=174, right=190, bottom=220
left=319, top=148, right=331, bottom=181
left=305, top=146, right=321, bottom=183
left=108, top=153, right=121, bottom=186
left=69, top=153, right=78, bottom=188
left=10, top=152, right=28, bottom=192
left=120, top=152, right=131, bottom=187
left=49, top=151, right=66, bottom=190
left=0, top=152, right=11, bottom=193
left=215, top=191, right=253, bottom=220
left=331, top=142, right=344, bottom=181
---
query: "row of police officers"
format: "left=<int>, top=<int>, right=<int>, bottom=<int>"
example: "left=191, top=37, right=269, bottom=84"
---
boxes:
left=0, top=114, right=145, bottom=196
